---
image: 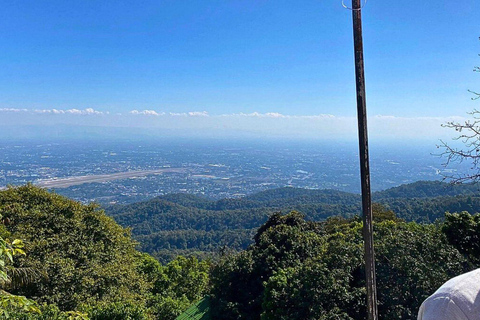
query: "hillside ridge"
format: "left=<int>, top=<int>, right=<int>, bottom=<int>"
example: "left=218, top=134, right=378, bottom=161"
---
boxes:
left=105, top=180, right=480, bottom=262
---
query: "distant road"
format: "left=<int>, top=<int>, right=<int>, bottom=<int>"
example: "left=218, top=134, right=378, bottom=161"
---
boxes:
left=35, top=168, right=186, bottom=189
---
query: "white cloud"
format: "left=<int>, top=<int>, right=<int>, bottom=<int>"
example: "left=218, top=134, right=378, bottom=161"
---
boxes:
left=0, top=108, right=28, bottom=113
left=65, top=108, right=103, bottom=115
left=30, top=108, right=104, bottom=115
left=0, top=108, right=468, bottom=140
left=188, top=111, right=209, bottom=117
left=129, top=110, right=164, bottom=116
left=264, top=112, right=286, bottom=118
left=168, top=111, right=209, bottom=117
left=226, top=112, right=280, bottom=118
left=34, top=109, right=65, bottom=114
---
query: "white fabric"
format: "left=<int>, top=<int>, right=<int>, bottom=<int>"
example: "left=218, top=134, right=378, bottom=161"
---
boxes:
left=418, top=268, right=480, bottom=320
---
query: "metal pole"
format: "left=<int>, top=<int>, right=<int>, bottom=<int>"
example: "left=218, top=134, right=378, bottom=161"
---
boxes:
left=350, top=1, right=378, bottom=319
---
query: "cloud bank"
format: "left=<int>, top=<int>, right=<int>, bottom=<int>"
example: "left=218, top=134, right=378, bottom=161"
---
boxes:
left=0, top=108, right=464, bottom=141
left=0, top=108, right=108, bottom=115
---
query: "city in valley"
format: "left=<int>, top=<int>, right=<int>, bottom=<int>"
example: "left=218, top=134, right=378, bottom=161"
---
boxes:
left=0, top=139, right=453, bottom=204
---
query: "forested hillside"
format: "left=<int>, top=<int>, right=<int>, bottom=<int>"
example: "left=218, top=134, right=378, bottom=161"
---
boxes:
left=2, top=184, right=480, bottom=319
left=209, top=210, right=480, bottom=319
left=373, top=180, right=480, bottom=199
left=105, top=180, right=480, bottom=262
left=0, top=185, right=209, bottom=319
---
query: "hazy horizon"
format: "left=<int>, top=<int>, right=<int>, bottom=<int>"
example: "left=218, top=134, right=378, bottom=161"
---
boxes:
left=0, top=108, right=470, bottom=143
left=1, top=1, right=478, bottom=144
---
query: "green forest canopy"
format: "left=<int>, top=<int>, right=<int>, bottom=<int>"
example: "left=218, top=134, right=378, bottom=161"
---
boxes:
left=0, top=185, right=209, bottom=319
left=105, top=180, right=480, bottom=262
left=1, top=184, right=480, bottom=319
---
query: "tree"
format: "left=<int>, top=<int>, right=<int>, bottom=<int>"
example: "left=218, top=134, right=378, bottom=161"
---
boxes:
left=442, top=211, right=480, bottom=266
left=137, top=254, right=210, bottom=320
left=0, top=185, right=212, bottom=319
left=211, top=211, right=468, bottom=320
left=210, top=211, right=325, bottom=320
left=0, top=185, right=150, bottom=311
left=438, top=109, right=480, bottom=183
left=438, top=39, right=480, bottom=183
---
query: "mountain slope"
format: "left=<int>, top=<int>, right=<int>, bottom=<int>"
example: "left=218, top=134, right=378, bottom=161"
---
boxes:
left=104, top=181, right=480, bottom=262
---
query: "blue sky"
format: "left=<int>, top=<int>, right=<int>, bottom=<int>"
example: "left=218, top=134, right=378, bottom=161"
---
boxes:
left=0, top=0, right=478, bottom=139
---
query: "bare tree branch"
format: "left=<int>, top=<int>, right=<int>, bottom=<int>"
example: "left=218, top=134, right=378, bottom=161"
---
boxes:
left=438, top=111, right=480, bottom=183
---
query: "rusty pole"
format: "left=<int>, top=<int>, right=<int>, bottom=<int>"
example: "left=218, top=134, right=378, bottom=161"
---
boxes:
left=350, top=0, right=378, bottom=319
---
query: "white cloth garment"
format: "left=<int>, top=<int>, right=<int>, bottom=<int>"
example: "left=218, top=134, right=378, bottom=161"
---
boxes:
left=418, top=268, right=480, bottom=320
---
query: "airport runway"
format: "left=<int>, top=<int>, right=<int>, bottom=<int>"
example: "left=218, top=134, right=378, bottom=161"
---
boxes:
left=35, top=168, right=186, bottom=188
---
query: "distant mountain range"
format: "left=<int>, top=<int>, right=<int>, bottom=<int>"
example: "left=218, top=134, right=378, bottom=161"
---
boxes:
left=104, top=180, right=480, bottom=262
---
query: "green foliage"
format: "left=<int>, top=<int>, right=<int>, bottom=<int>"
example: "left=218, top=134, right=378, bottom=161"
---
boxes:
left=373, top=180, right=480, bottom=199
left=0, top=293, right=41, bottom=319
left=0, top=218, right=40, bottom=319
left=9, top=304, right=88, bottom=320
left=0, top=237, right=26, bottom=287
left=105, top=181, right=480, bottom=262
left=0, top=185, right=215, bottom=319
left=3, top=183, right=480, bottom=319
left=379, top=195, right=480, bottom=223
left=374, top=221, right=465, bottom=319
left=160, top=256, right=210, bottom=301
left=84, top=302, right=149, bottom=320
left=0, top=185, right=150, bottom=311
left=443, top=211, right=480, bottom=265
left=210, top=212, right=325, bottom=320
left=105, top=188, right=365, bottom=262
left=211, top=211, right=470, bottom=320
left=141, top=256, right=210, bottom=320
left=262, top=264, right=355, bottom=320
left=210, top=250, right=258, bottom=320
left=261, top=223, right=364, bottom=320
left=149, top=295, right=190, bottom=320
left=372, top=203, right=403, bottom=223
left=137, top=254, right=210, bottom=320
